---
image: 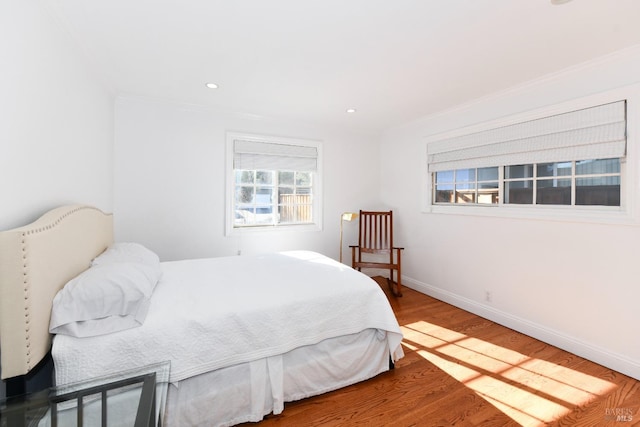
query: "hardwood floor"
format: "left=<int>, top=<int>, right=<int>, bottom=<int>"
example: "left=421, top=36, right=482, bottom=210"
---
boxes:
left=241, top=277, right=640, bottom=426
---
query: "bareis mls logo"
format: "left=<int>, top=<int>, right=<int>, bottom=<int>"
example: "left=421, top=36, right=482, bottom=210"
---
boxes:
left=604, top=407, right=634, bottom=422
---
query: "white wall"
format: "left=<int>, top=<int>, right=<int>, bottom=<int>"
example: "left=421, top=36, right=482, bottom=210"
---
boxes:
left=380, top=46, right=640, bottom=379
left=114, top=96, right=380, bottom=262
left=0, top=1, right=114, bottom=231
left=0, top=0, right=114, bottom=396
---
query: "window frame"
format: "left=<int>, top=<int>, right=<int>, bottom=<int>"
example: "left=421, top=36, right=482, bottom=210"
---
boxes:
left=225, top=132, right=323, bottom=235
left=433, top=159, right=622, bottom=208
left=422, top=86, right=640, bottom=225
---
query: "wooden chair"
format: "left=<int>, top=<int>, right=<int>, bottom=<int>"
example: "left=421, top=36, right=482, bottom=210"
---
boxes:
left=350, top=210, right=404, bottom=296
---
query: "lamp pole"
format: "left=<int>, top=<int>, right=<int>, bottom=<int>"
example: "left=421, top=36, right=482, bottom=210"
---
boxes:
left=339, top=212, right=358, bottom=263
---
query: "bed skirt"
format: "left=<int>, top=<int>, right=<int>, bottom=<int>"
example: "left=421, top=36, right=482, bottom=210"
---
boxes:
left=163, top=328, right=391, bottom=427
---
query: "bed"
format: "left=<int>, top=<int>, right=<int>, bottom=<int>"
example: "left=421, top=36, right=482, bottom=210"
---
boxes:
left=0, top=205, right=404, bottom=426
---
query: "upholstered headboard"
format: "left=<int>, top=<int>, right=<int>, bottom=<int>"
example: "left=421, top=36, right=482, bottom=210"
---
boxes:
left=0, top=205, right=113, bottom=379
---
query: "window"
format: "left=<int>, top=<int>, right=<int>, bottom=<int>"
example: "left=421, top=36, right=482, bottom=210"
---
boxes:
left=234, top=170, right=313, bottom=225
left=434, top=167, right=499, bottom=204
left=427, top=100, right=627, bottom=211
left=226, top=133, right=322, bottom=233
left=505, top=159, right=621, bottom=206
left=434, top=159, right=621, bottom=207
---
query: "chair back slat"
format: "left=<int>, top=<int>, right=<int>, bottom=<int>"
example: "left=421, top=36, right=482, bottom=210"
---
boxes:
left=359, top=210, right=393, bottom=254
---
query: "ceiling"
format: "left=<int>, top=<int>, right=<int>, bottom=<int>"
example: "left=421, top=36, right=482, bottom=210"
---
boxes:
left=45, top=0, right=640, bottom=135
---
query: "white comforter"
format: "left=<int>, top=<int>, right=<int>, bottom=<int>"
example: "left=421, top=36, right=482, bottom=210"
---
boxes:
left=53, top=251, right=404, bottom=385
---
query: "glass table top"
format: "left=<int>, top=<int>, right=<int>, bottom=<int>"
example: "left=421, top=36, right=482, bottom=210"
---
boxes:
left=1, top=361, right=170, bottom=427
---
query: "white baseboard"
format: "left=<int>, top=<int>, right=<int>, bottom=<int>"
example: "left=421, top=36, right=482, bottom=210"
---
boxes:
left=402, top=275, right=640, bottom=381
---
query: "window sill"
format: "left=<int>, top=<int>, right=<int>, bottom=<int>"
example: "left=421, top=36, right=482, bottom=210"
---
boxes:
left=226, top=223, right=322, bottom=236
left=423, top=203, right=637, bottom=226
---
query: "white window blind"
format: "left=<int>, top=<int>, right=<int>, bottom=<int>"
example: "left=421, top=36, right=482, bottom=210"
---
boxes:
left=234, top=139, right=318, bottom=171
left=427, top=100, right=627, bottom=172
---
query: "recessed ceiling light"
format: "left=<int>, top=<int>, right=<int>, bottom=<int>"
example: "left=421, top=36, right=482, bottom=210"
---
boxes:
left=346, top=108, right=357, bottom=113
left=550, top=0, right=573, bottom=4
left=205, top=83, right=219, bottom=89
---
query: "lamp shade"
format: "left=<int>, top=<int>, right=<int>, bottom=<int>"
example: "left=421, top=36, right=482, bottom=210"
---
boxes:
left=339, top=212, right=358, bottom=263
left=341, top=212, right=358, bottom=221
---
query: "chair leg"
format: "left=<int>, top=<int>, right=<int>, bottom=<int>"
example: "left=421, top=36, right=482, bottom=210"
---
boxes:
left=387, top=270, right=402, bottom=297
left=396, top=263, right=402, bottom=297
left=391, top=248, right=403, bottom=297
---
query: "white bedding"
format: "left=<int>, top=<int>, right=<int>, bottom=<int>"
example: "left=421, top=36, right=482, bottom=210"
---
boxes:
left=52, top=251, right=404, bottom=387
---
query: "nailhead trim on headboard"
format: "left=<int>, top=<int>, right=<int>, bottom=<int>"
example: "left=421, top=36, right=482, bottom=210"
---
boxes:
left=12, top=205, right=107, bottom=373
left=23, top=205, right=101, bottom=236
left=21, top=233, right=31, bottom=367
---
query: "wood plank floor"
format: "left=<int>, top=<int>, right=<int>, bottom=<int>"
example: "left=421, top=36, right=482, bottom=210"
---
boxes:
left=240, top=277, right=640, bottom=426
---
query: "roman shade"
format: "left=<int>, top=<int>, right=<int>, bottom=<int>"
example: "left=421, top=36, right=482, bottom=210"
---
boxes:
left=233, top=139, right=318, bottom=172
left=427, top=100, right=627, bottom=172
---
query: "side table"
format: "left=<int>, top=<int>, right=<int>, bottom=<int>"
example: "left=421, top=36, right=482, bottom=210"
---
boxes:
left=0, top=361, right=170, bottom=427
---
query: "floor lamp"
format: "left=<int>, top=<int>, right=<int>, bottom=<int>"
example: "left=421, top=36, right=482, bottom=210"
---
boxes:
left=339, top=212, right=358, bottom=263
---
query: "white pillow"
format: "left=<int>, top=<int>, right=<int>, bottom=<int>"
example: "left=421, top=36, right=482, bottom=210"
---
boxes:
left=50, top=262, right=161, bottom=337
left=92, top=242, right=160, bottom=267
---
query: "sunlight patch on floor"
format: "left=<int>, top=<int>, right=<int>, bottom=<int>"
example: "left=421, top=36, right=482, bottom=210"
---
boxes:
left=401, top=321, right=618, bottom=425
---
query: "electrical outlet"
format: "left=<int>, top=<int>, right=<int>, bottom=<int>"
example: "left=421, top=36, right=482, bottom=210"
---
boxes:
left=485, top=291, right=492, bottom=303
